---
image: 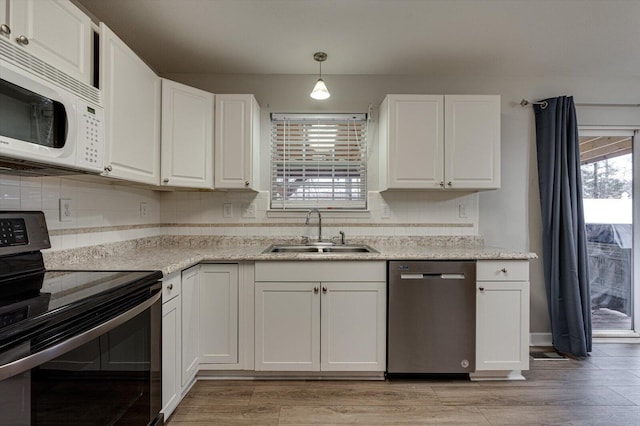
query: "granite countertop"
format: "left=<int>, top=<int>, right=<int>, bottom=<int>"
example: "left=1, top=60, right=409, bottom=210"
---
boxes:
left=44, top=236, right=537, bottom=276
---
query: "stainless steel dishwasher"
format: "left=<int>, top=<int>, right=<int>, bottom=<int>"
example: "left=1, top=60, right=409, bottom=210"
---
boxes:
left=387, top=260, right=476, bottom=374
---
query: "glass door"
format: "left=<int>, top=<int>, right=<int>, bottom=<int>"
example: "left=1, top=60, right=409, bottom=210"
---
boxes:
left=579, top=129, right=636, bottom=333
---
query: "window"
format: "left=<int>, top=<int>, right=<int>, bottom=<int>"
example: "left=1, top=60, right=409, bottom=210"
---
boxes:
left=579, top=129, right=636, bottom=332
left=270, top=113, right=367, bottom=209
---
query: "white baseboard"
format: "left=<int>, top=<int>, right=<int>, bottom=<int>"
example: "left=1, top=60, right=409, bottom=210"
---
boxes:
left=529, top=332, right=640, bottom=347
left=529, top=332, right=552, bottom=346
left=470, top=370, right=525, bottom=381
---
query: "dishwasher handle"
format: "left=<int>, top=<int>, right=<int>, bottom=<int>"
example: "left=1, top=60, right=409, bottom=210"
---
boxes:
left=399, top=273, right=466, bottom=280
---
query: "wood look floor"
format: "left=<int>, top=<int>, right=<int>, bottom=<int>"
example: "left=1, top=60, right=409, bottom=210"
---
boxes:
left=167, top=343, right=640, bottom=425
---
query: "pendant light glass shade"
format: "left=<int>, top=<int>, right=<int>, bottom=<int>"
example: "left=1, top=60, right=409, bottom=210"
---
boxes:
left=310, top=52, right=330, bottom=100
left=310, top=78, right=330, bottom=100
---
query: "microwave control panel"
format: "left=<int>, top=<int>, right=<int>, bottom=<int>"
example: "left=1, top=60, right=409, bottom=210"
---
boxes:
left=76, top=100, right=105, bottom=171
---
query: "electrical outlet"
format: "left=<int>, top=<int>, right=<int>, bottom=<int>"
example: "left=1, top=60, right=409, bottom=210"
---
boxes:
left=381, top=202, right=390, bottom=219
left=59, top=198, right=73, bottom=222
left=223, top=203, right=233, bottom=218
left=241, top=203, right=256, bottom=218
left=140, top=202, right=148, bottom=218
left=459, top=204, right=468, bottom=218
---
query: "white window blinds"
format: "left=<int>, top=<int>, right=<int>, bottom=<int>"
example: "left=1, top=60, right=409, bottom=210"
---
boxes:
left=270, top=113, right=367, bottom=209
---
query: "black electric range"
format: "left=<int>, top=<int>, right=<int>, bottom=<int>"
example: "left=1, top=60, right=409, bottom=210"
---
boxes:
left=0, top=211, right=163, bottom=425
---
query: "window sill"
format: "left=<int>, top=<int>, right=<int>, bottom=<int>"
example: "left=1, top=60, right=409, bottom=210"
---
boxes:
left=267, top=209, right=372, bottom=219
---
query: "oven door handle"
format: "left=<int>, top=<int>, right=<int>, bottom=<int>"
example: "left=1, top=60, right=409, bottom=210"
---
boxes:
left=0, top=290, right=161, bottom=381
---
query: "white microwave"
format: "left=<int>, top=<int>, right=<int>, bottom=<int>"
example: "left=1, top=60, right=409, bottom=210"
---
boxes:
left=0, top=55, right=105, bottom=174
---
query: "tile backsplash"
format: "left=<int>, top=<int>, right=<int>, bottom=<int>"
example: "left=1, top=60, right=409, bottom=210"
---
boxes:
left=0, top=175, right=161, bottom=250
left=1, top=175, right=479, bottom=251
left=160, top=190, right=479, bottom=239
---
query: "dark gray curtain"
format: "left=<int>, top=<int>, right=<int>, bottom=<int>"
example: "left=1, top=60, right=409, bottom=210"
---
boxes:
left=534, top=96, right=592, bottom=357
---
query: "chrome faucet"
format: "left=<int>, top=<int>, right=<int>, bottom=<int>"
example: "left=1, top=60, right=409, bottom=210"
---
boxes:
left=305, top=208, right=322, bottom=242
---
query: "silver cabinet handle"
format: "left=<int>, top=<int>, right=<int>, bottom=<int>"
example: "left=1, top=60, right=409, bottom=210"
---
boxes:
left=167, top=283, right=173, bottom=290
left=322, top=286, right=327, bottom=293
left=104, top=165, right=113, bottom=172
left=313, top=286, right=319, bottom=294
left=0, top=24, right=10, bottom=35
left=163, top=178, right=169, bottom=183
left=244, top=181, right=250, bottom=187
left=16, top=35, right=29, bottom=45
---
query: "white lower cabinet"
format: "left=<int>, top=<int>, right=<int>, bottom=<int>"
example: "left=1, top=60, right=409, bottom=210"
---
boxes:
left=199, top=264, right=239, bottom=365
left=473, top=260, right=530, bottom=380
left=161, top=272, right=182, bottom=417
left=180, top=265, right=200, bottom=387
left=255, top=282, right=320, bottom=371
left=254, top=261, right=386, bottom=372
left=320, top=282, right=387, bottom=372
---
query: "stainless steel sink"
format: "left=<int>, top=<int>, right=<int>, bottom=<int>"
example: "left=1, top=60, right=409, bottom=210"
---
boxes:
left=263, top=244, right=378, bottom=254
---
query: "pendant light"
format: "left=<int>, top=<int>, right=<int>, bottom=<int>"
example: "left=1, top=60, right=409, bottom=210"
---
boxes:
left=310, top=52, right=330, bottom=100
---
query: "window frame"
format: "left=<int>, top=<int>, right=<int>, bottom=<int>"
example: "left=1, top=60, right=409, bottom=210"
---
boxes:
left=269, top=113, right=368, bottom=210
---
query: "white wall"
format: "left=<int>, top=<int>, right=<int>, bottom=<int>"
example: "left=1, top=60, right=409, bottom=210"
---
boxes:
left=164, top=72, right=640, bottom=334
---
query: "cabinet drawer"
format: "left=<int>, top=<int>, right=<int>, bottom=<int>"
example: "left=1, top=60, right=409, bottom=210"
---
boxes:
left=162, top=272, right=181, bottom=303
left=255, top=261, right=386, bottom=282
left=477, top=261, right=529, bottom=282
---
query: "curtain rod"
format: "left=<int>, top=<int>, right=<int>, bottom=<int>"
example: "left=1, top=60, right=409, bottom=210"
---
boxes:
left=520, top=99, right=640, bottom=110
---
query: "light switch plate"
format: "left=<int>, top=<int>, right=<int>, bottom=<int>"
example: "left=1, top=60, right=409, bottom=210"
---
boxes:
left=223, top=203, right=233, bottom=218
left=381, top=202, right=390, bottom=219
left=140, top=202, right=148, bottom=218
left=59, top=198, right=73, bottom=222
left=459, top=204, right=468, bottom=218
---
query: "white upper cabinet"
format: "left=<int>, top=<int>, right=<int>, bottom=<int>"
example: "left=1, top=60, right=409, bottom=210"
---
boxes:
left=161, top=79, right=214, bottom=189
left=379, top=95, right=444, bottom=189
left=100, top=23, right=161, bottom=185
left=444, top=95, right=500, bottom=189
left=379, top=94, right=500, bottom=191
left=214, top=94, right=260, bottom=190
left=1, top=0, right=92, bottom=84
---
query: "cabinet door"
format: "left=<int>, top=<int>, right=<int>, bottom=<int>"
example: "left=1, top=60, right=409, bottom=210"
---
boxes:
left=255, top=282, right=320, bottom=371
left=181, top=265, right=200, bottom=386
left=476, top=281, right=529, bottom=371
left=9, top=0, right=91, bottom=83
left=161, top=79, right=214, bottom=189
left=383, top=95, right=444, bottom=189
left=100, top=23, right=161, bottom=185
left=320, top=282, right=386, bottom=372
left=199, top=264, right=238, bottom=364
left=444, top=95, right=500, bottom=189
left=0, top=0, right=8, bottom=39
left=214, top=94, right=259, bottom=189
left=161, top=294, right=181, bottom=417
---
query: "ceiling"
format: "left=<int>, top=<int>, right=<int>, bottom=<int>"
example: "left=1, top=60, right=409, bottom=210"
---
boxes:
left=580, top=136, right=632, bottom=165
left=74, top=0, right=640, bottom=78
